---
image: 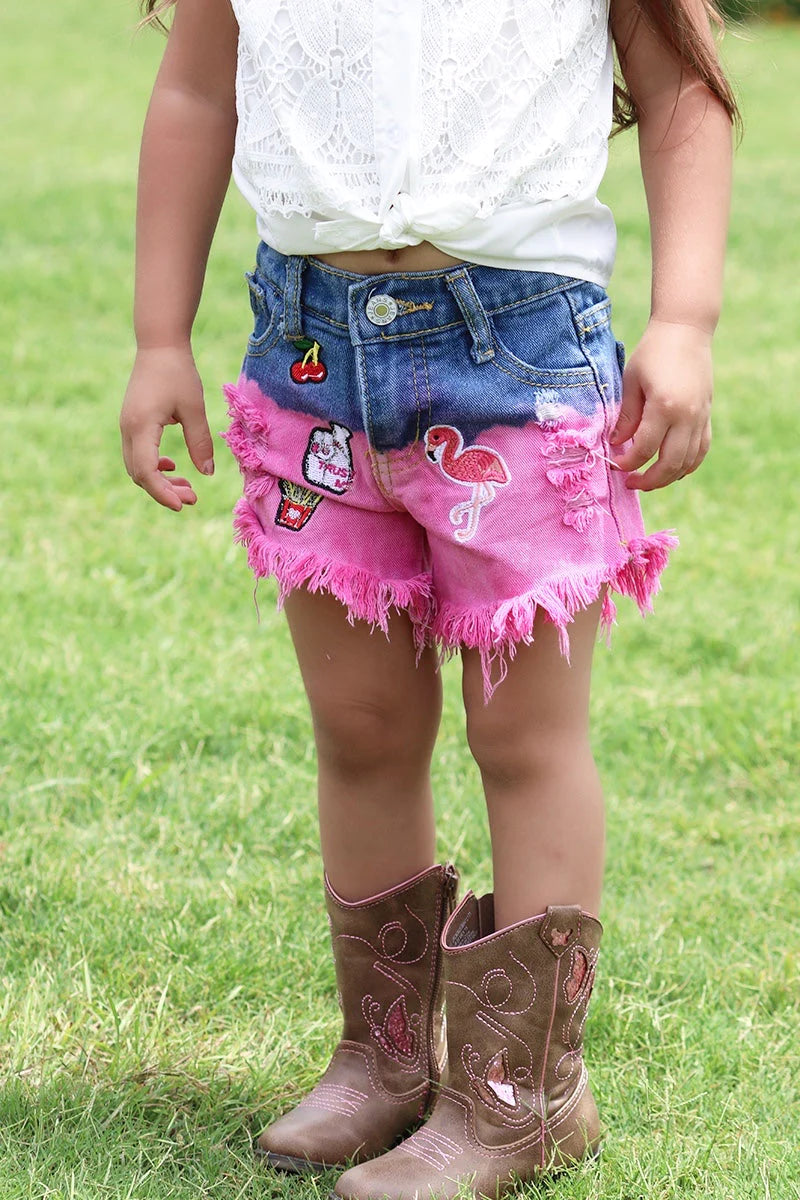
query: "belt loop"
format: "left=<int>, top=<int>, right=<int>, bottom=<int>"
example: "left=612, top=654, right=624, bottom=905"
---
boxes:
left=444, top=269, right=495, bottom=364
left=283, top=255, right=307, bottom=341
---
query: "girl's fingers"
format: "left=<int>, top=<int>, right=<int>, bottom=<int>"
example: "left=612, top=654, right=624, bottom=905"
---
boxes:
left=156, top=457, right=192, bottom=489
left=128, top=424, right=185, bottom=511
left=609, top=373, right=645, bottom=445
left=626, top=427, right=692, bottom=491
left=172, top=486, right=198, bottom=504
left=675, top=420, right=712, bottom=480
left=610, top=411, right=667, bottom=474
left=181, top=406, right=215, bottom=477
left=138, top=473, right=184, bottom=510
left=677, top=428, right=704, bottom=479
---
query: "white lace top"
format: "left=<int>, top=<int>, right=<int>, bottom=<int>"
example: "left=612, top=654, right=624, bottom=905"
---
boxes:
left=230, top=0, right=617, bottom=284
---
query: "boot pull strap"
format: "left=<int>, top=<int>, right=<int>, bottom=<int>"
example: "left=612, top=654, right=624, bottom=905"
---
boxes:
left=539, top=906, right=582, bottom=957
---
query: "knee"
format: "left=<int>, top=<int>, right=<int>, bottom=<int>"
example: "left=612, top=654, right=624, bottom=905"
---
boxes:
left=310, top=688, right=436, bottom=779
left=465, top=705, right=590, bottom=788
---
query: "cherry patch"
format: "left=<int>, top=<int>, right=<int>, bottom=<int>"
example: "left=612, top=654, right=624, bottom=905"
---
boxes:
left=290, top=337, right=327, bottom=384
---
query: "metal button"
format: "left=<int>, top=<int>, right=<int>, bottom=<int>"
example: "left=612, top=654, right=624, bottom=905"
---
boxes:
left=366, top=294, right=398, bottom=326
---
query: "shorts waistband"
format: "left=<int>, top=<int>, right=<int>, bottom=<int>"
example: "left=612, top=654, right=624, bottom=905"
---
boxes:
left=252, top=241, right=601, bottom=361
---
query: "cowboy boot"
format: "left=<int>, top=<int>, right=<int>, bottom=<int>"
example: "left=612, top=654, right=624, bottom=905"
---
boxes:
left=255, top=862, right=459, bottom=1173
left=334, top=891, right=602, bottom=1199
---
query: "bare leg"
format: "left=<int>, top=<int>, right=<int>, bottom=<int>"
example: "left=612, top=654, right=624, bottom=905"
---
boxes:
left=462, top=599, right=605, bottom=929
left=283, top=590, right=442, bottom=901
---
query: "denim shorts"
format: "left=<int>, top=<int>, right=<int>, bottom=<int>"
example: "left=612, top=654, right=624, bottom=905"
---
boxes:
left=221, top=243, right=677, bottom=697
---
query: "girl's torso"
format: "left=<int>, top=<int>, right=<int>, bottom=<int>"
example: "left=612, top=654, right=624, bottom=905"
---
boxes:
left=231, top=0, right=616, bottom=284
left=313, top=243, right=466, bottom=274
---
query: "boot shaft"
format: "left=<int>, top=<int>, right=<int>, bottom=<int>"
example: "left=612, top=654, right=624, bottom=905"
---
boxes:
left=326, top=864, right=459, bottom=1085
left=440, top=893, right=602, bottom=1145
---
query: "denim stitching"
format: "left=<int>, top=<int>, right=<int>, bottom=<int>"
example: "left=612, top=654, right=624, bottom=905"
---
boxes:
left=282, top=256, right=306, bottom=341
left=375, top=320, right=473, bottom=342
left=419, top=335, right=434, bottom=435
left=245, top=323, right=283, bottom=359
left=579, top=316, right=611, bottom=334
left=486, top=281, right=585, bottom=316
left=270, top=288, right=599, bottom=340
left=565, top=291, right=626, bottom=543
left=445, top=270, right=495, bottom=363
left=381, top=345, right=422, bottom=469
left=449, top=275, right=483, bottom=359
left=357, top=344, right=397, bottom=505
left=488, top=356, right=592, bottom=391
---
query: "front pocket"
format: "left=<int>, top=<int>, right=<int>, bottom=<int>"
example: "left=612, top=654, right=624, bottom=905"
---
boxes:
left=486, top=291, right=598, bottom=389
left=246, top=272, right=283, bottom=355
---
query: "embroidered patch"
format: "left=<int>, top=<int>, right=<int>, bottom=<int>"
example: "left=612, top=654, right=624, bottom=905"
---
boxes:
left=424, top=424, right=510, bottom=543
left=464, top=1045, right=519, bottom=1111
left=550, top=927, right=573, bottom=948
left=364, top=994, right=417, bottom=1063
left=290, top=338, right=327, bottom=384
left=564, top=947, right=589, bottom=1003
left=396, top=298, right=435, bottom=315
left=274, top=479, right=323, bottom=530
left=302, top=421, right=354, bottom=494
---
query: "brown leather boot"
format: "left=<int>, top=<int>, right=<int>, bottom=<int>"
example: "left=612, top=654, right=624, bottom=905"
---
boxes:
left=255, top=863, right=459, bottom=1173
left=333, top=891, right=602, bottom=1199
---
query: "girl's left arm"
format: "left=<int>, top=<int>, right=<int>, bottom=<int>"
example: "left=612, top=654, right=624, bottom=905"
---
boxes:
left=608, top=0, right=734, bottom=490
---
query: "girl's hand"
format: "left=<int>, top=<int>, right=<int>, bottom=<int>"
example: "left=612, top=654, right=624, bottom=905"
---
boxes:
left=609, top=320, right=713, bottom=491
left=120, top=345, right=215, bottom=511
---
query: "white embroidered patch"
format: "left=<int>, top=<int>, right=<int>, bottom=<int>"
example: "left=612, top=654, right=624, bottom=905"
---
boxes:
left=302, top=422, right=354, bottom=494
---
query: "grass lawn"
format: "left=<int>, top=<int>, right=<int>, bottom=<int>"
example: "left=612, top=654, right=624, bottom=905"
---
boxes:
left=1, top=4, right=798, bottom=1197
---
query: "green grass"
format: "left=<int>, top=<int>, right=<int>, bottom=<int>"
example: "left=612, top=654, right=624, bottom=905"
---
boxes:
left=1, top=5, right=799, bottom=1197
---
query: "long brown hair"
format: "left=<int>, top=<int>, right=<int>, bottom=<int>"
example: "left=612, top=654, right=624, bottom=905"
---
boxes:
left=139, top=0, right=175, bottom=32
left=614, top=1, right=741, bottom=134
left=139, top=0, right=741, bottom=132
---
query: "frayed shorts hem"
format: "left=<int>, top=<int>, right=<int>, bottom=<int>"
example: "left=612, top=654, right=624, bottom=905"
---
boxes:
left=234, top=496, right=677, bottom=702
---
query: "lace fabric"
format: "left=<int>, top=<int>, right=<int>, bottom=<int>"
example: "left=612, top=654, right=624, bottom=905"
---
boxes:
left=230, top=0, right=615, bottom=275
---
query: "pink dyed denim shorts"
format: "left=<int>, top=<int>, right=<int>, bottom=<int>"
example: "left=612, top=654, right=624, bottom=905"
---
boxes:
left=222, top=243, right=677, bottom=697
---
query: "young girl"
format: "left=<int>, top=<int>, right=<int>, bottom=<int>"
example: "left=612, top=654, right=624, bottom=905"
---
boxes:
left=120, top=1, right=736, bottom=1196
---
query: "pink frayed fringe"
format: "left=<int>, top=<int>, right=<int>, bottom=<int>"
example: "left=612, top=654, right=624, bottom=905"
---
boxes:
left=232, top=499, right=434, bottom=651
left=432, top=530, right=679, bottom=702
left=219, top=382, right=271, bottom=474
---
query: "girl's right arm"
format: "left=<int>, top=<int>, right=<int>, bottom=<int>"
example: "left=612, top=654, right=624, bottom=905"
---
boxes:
left=120, top=0, right=239, bottom=510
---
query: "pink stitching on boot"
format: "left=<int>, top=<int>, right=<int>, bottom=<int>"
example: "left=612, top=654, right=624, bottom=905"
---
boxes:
left=555, top=949, right=598, bottom=1081
left=448, top=954, right=535, bottom=1016
left=303, top=1083, right=369, bottom=1117
left=337, top=905, right=429, bottom=964
left=400, top=1127, right=462, bottom=1169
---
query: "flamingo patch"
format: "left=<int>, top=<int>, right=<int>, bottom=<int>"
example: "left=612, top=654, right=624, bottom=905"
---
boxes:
left=425, top=425, right=510, bottom=543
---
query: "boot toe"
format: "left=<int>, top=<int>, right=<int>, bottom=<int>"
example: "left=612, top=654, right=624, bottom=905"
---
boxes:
left=334, top=1145, right=461, bottom=1200
left=255, top=1109, right=347, bottom=1171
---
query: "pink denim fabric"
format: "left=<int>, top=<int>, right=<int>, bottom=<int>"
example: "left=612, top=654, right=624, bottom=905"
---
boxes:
left=221, top=245, right=677, bottom=699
